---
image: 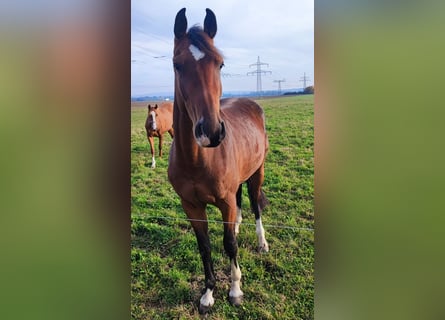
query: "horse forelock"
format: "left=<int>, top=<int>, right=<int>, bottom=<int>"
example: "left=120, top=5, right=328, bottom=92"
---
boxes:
left=185, top=26, right=222, bottom=61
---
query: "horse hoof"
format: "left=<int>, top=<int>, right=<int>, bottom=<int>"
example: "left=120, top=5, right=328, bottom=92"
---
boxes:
left=258, top=242, right=269, bottom=253
left=198, top=303, right=212, bottom=315
left=229, top=295, right=243, bottom=307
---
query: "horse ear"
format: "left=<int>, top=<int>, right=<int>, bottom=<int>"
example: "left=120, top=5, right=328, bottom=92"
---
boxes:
left=204, top=8, right=217, bottom=39
left=154, top=104, right=158, bottom=109
left=174, top=8, right=187, bottom=39
left=147, top=104, right=151, bottom=109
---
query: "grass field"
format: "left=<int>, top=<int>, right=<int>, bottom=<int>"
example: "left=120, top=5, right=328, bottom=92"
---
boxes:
left=131, top=95, right=314, bottom=319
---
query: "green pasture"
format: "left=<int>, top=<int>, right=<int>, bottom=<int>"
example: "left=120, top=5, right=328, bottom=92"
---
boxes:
left=131, top=95, right=314, bottom=319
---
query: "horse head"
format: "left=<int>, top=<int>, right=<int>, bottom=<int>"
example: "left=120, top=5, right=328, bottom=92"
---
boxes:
left=173, top=8, right=226, bottom=147
left=147, top=104, right=158, bottom=131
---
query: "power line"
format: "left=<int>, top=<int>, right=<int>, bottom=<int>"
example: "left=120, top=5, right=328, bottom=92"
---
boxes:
left=131, top=44, right=166, bottom=58
left=247, top=56, right=272, bottom=96
left=273, top=79, right=286, bottom=94
left=132, top=26, right=172, bottom=45
left=221, top=72, right=242, bottom=78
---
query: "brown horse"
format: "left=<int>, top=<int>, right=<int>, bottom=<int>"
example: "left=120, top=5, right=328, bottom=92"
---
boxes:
left=145, top=102, right=174, bottom=168
left=168, top=8, right=269, bottom=314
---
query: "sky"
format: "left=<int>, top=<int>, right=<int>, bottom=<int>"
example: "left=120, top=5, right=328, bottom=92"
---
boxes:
left=131, top=0, right=314, bottom=97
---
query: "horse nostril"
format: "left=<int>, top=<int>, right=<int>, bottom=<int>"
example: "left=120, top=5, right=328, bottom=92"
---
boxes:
left=194, top=118, right=225, bottom=147
left=219, top=121, right=226, bottom=141
left=194, top=119, right=205, bottom=139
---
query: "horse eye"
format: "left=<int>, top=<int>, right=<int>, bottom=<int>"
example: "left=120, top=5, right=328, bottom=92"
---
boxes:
left=220, top=62, right=225, bottom=69
left=173, top=63, right=182, bottom=71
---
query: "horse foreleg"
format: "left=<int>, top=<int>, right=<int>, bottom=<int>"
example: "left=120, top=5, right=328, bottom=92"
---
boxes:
left=158, top=134, right=163, bottom=157
left=220, top=198, right=244, bottom=306
left=182, top=200, right=215, bottom=314
left=225, top=227, right=243, bottom=306
left=148, top=136, right=156, bottom=168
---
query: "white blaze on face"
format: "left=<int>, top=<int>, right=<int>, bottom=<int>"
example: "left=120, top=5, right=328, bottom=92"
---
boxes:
left=150, top=111, right=157, bottom=130
left=189, top=44, right=205, bottom=61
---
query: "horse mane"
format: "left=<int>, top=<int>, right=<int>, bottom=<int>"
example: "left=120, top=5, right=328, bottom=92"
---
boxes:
left=187, top=25, right=223, bottom=60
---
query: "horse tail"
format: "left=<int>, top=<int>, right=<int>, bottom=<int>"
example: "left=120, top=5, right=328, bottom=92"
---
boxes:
left=260, top=134, right=269, bottom=212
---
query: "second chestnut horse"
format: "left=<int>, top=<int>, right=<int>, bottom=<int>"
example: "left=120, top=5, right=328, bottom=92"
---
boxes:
left=145, top=102, right=174, bottom=168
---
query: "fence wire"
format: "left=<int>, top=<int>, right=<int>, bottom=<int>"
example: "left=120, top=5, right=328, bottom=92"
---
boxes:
left=144, top=215, right=314, bottom=232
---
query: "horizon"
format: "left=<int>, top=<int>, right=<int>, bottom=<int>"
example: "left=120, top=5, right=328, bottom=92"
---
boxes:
left=131, top=87, right=307, bottom=101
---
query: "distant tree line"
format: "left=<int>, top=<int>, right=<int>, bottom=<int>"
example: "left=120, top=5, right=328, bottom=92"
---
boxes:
left=283, top=86, right=314, bottom=96
left=303, top=86, right=314, bottom=94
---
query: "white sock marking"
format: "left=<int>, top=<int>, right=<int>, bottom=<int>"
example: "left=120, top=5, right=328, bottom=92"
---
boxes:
left=256, top=218, right=269, bottom=252
left=229, top=260, right=243, bottom=298
left=151, top=156, right=156, bottom=168
left=189, top=44, right=205, bottom=61
left=200, top=288, right=214, bottom=307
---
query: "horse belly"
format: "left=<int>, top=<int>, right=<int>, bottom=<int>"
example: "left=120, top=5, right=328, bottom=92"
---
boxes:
left=238, top=152, right=265, bottom=182
left=235, top=132, right=267, bottom=182
left=147, top=130, right=160, bottom=138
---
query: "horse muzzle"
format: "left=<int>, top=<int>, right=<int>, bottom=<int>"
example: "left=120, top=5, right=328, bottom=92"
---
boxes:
left=194, top=118, right=226, bottom=147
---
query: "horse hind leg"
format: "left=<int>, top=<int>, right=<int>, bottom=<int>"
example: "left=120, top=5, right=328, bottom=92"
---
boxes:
left=235, top=184, right=242, bottom=235
left=168, top=128, right=174, bottom=138
left=247, top=166, right=269, bottom=252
